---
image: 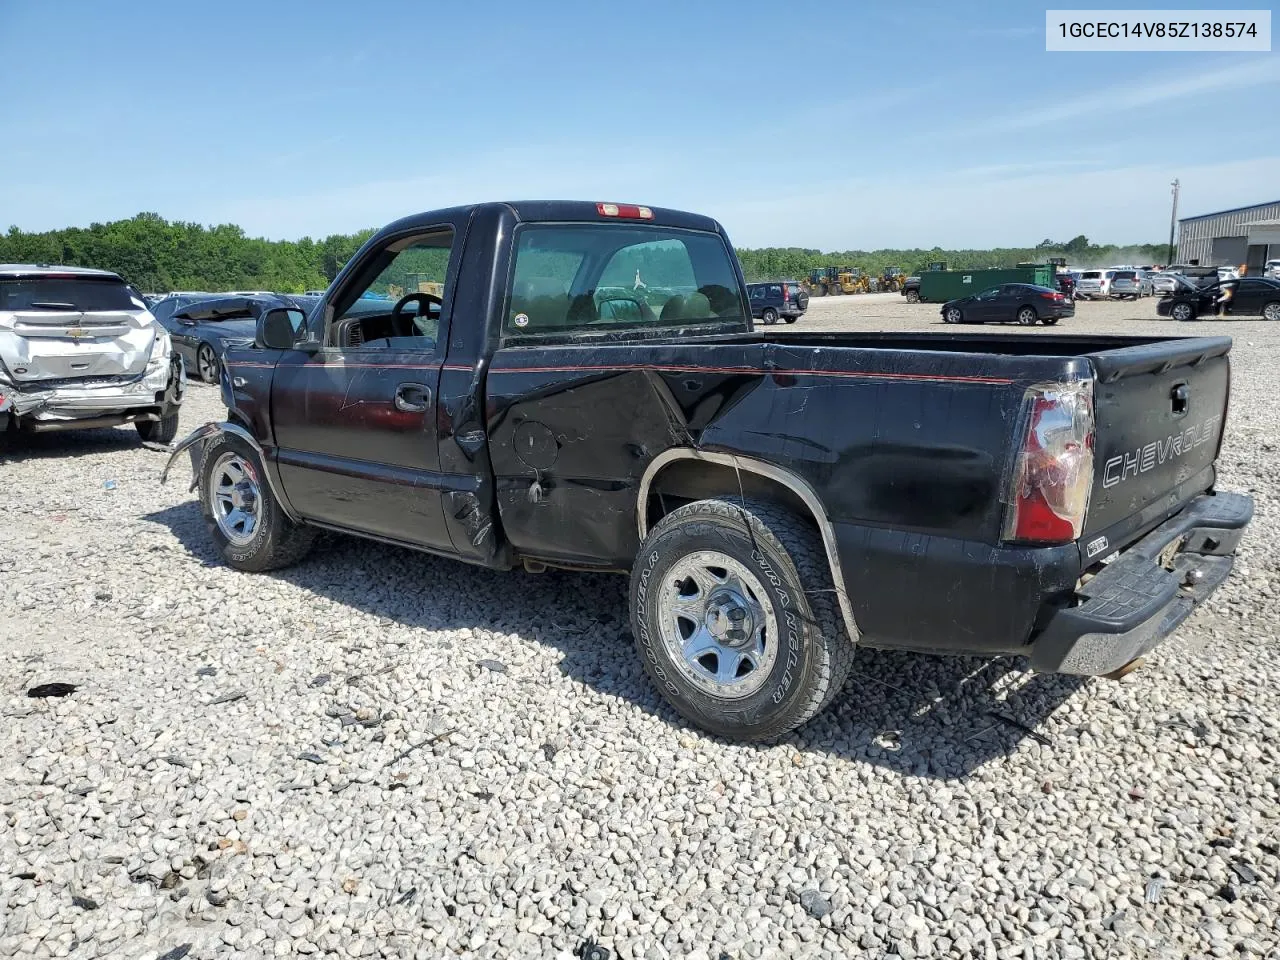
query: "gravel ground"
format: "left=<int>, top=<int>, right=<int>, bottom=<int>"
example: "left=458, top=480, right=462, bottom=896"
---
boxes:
left=3, top=296, right=1278, bottom=960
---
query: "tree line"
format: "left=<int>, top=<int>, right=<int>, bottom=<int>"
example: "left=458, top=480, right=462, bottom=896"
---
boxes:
left=0, top=213, right=1168, bottom=292
left=734, top=235, right=1169, bottom=283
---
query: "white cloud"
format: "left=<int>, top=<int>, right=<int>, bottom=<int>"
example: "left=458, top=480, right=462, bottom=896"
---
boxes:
left=704, top=155, right=1280, bottom=250
left=193, top=146, right=677, bottom=239
left=1001, top=56, right=1280, bottom=130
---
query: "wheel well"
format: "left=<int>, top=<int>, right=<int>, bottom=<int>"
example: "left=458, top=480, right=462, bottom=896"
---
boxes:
left=644, top=459, right=810, bottom=535
left=641, top=455, right=860, bottom=643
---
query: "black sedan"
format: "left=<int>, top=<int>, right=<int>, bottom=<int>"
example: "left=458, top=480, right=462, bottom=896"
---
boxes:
left=163, top=295, right=315, bottom=383
left=1156, top=275, right=1280, bottom=322
left=940, top=283, right=1074, bottom=326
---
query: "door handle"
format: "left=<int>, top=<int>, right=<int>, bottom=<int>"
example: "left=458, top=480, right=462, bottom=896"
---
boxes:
left=394, top=382, right=432, bottom=413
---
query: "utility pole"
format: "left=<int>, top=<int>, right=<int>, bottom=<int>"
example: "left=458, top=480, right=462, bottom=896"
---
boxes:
left=1167, top=179, right=1180, bottom=267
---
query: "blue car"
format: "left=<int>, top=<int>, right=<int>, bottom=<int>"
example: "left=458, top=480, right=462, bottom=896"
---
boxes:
left=159, top=294, right=317, bottom=383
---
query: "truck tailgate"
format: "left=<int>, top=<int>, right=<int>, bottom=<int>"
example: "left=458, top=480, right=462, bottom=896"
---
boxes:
left=1084, top=336, right=1231, bottom=547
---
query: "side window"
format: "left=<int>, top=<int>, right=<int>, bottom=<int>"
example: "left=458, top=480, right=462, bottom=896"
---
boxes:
left=329, top=229, right=454, bottom=351
left=767, top=284, right=782, bottom=298
left=750, top=286, right=766, bottom=301
left=151, top=299, right=176, bottom=322
left=506, top=224, right=745, bottom=335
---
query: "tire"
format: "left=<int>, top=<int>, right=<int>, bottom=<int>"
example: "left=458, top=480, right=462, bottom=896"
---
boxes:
left=199, top=433, right=315, bottom=572
left=785, top=316, right=797, bottom=324
left=1016, top=306, right=1038, bottom=326
left=762, top=308, right=778, bottom=324
left=136, top=412, right=179, bottom=444
left=905, top=290, right=920, bottom=303
left=1171, top=302, right=1196, bottom=322
left=1041, top=317, right=1060, bottom=325
left=196, top=344, right=221, bottom=384
left=1263, top=302, right=1280, bottom=321
left=943, top=306, right=963, bottom=324
left=630, top=498, right=855, bottom=742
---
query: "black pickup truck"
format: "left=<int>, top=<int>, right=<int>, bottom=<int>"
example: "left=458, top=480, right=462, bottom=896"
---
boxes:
left=162, top=201, right=1252, bottom=742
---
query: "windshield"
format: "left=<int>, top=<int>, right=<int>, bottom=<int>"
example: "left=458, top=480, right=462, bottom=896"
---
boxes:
left=0, top=275, right=142, bottom=312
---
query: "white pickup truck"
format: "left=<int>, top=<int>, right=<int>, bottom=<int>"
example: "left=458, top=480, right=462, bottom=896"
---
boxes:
left=0, top=264, right=185, bottom=448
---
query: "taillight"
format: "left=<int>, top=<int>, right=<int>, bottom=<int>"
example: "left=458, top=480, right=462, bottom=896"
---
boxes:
left=782, top=286, right=791, bottom=303
left=1040, top=291, right=1063, bottom=301
left=1002, top=381, right=1094, bottom=544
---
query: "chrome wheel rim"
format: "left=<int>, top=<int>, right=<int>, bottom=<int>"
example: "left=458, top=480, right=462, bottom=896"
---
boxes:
left=1173, top=304, right=1192, bottom=321
left=1018, top=308, right=1035, bottom=325
left=211, top=453, right=261, bottom=545
left=198, top=346, right=219, bottom=382
left=1265, top=303, right=1280, bottom=321
left=945, top=308, right=961, bottom=323
left=658, top=551, right=777, bottom=699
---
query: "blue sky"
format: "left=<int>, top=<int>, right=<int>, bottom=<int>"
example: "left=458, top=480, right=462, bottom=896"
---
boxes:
left=1, top=0, right=1276, bottom=249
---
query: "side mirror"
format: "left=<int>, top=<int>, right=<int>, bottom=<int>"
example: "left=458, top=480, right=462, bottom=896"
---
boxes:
left=258, top=308, right=306, bottom=350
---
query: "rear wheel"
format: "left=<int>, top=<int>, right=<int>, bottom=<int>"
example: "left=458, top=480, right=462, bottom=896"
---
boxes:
left=199, top=434, right=315, bottom=572
left=761, top=308, right=778, bottom=324
left=630, top=498, right=855, bottom=742
left=136, top=413, right=179, bottom=444
left=1171, top=302, right=1196, bottom=322
left=1263, top=302, right=1280, bottom=321
left=1016, top=306, right=1037, bottom=326
left=196, top=344, right=221, bottom=384
left=943, top=306, right=963, bottom=324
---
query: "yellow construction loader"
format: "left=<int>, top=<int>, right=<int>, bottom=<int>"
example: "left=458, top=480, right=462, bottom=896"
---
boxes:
left=806, top=266, right=868, bottom=296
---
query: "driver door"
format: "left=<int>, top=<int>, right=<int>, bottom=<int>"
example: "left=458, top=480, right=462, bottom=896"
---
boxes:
left=269, top=225, right=457, bottom=550
left=971, top=287, right=1003, bottom=321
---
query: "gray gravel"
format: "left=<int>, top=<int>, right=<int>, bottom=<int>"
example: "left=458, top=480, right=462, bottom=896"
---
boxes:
left=3, top=297, right=1279, bottom=959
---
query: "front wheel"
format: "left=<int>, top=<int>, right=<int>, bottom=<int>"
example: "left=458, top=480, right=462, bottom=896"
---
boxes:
left=630, top=499, right=855, bottom=742
left=905, top=290, right=920, bottom=303
left=1171, top=302, right=1197, bottom=322
left=785, top=316, right=798, bottom=324
left=1041, top=317, right=1060, bottom=325
left=761, top=308, right=778, bottom=324
left=1016, top=306, right=1037, bottom=326
left=199, top=434, right=315, bottom=572
left=943, top=306, right=963, bottom=324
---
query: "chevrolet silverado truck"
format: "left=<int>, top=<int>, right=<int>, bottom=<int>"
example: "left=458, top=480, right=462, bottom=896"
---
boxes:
left=1, top=264, right=185, bottom=447
left=161, top=201, right=1253, bottom=742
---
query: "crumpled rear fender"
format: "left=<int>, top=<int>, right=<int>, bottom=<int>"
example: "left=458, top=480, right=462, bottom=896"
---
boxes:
left=160, top=420, right=299, bottom=522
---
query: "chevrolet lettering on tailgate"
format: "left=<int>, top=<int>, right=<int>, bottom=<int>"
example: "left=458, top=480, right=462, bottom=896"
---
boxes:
left=1102, top=414, right=1223, bottom=489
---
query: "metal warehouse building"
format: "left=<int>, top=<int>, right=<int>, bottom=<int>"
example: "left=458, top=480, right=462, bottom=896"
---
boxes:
left=1177, top=200, right=1280, bottom=271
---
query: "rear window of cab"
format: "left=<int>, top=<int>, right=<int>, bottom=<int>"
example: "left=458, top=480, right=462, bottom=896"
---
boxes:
left=505, top=224, right=746, bottom=335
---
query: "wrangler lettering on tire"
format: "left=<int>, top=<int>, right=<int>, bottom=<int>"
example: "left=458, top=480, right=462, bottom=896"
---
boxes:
left=629, top=498, right=855, bottom=741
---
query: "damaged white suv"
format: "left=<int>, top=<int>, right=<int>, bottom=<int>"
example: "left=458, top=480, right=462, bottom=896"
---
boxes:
left=0, top=265, right=185, bottom=447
